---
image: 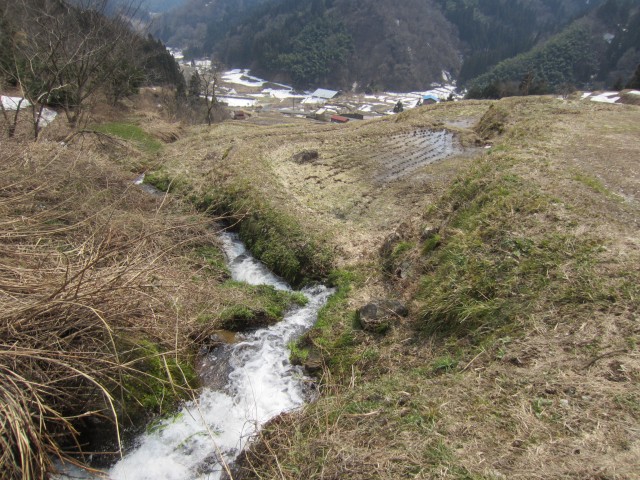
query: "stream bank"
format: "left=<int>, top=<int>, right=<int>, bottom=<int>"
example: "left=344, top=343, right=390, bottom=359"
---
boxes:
left=105, top=230, right=333, bottom=479
left=144, top=170, right=335, bottom=289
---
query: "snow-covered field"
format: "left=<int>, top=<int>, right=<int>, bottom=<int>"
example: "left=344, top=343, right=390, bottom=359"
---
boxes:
left=221, top=69, right=268, bottom=87
left=217, top=95, right=257, bottom=108
left=590, top=91, right=621, bottom=104
left=581, top=90, right=640, bottom=104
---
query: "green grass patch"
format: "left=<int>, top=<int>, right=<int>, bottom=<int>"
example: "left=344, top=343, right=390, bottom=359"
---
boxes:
left=418, top=155, right=611, bottom=340
left=288, top=340, right=310, bottom=364
left=294, top=268, right=364, bottom=378
left=382, top=238, right=417, bottom=274
left=94, top=122, right=163, bottom=154
left=217, top=283, right=308, bottom=331
left=192, top=246, right=230, bottom=278
left=572, top=171, right=615, bottom=198
left=431, top=355, right=458, bottom=374
left=144, top=168, right=187, bottom=193
left=422, top=233, right=441, bottom=254
left=117, top=338, right=197, bottom=427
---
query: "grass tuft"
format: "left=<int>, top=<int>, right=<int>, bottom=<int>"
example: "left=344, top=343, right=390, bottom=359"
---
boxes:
left=93, top=122, right=163, bottom=154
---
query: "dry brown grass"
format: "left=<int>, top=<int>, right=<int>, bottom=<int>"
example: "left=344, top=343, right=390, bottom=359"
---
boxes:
left=0, top=134, right=220, bottom=478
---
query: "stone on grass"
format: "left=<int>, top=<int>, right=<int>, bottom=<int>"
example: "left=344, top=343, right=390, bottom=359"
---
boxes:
left=291, top=149, right=319, bottom=164
left=357, top=299, right=408, bottom=334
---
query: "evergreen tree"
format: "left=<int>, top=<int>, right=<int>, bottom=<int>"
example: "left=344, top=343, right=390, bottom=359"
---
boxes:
left=188, top=71, right=202, bottom=98
left=626, top=64, right=640, bottom=89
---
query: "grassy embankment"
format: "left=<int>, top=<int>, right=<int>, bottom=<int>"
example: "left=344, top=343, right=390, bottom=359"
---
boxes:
left=49, top=97, right=638, bottom=479
left=142, top=122, right=338, bottom=288
left=202, top=98, right=639, bottom=479
left=0, top=124, right=196, bottom=477
left=0, top=106, right=313, bottom=478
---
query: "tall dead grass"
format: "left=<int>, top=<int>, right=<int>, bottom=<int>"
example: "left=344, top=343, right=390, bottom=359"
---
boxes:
left=0, top=138, right=205, bottom=479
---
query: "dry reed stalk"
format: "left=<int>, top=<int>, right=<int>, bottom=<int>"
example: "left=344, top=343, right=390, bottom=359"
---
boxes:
left=0, top=139, right=208, bottom=479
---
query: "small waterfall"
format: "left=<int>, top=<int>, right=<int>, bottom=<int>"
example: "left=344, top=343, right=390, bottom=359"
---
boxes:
left=103, top=231, right=332, bottom=479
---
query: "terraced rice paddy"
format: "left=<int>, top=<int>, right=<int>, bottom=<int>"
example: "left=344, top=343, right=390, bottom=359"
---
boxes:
left=370, top=129, right=462, bottom=182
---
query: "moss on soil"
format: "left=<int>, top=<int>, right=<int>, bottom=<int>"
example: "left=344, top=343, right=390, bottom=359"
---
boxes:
left=215, top=282, right=307, bottom=331
left=118, top=338, right=197, bottom=422
left=93, top=122, right=163, bottom=154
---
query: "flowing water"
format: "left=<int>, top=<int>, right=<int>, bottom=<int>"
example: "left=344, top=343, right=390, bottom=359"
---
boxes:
left=54, top=195, right=333, bottom=479
left=105, top=231, right=332, bottom=479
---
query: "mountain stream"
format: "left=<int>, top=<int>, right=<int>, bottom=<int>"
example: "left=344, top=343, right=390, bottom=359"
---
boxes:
left=57, top=177, right=333, bottom=479
left=106, top=232, right=333, bottom=479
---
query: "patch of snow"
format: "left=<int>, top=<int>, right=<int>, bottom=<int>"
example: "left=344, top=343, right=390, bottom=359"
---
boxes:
left=194, top=59, right=212, bottom=69
left=590, top=94, right=620, bottom=104
left=603, top=33, right=615, bottom=43
left=581, top=92, right=592, bottom=99
left=1, top=96, right=56, bottom=126
left=1, top=96, right=31, bottom=110
left=221, top=69, right=266, bottom=87
left=626, top=90, right=640, bottom=96
left=39, top=108, right=57, bottom=126
left=218, top=96, right=257, bottom=107
left=301, top=96, right=326, bottom=105
left=168, top=48, right=183, bottom=60
left=262, top=89, right=302, bottom=100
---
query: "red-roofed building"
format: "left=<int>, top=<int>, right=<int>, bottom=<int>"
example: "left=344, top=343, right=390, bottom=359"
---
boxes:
left=330, top=115, right=349, bottom=123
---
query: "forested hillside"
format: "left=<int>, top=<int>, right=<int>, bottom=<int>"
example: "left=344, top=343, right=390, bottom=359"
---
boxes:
left=434, top=0, right=598, bottom=84
left=217, top=0, right=461, bottom=91
left=153, top=0, right=621, bottom=91
left=152, top=0, right=640, bottom=94
left=150, top=0, right=268, bottom=55
left=466, top=0, right=640, bottom=98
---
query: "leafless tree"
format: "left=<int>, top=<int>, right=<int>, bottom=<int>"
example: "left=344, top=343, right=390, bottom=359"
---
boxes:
left=200, top=63, right=219, bottom=126
left=1, top=0, right=143, bottom=138
left=184, top=60, right=227, bottom=125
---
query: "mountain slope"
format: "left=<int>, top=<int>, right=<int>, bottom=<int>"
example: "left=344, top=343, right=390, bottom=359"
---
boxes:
left=214, top=0, right=607, bottom=91
left=150, top=0, right=268, bottom=54
left=218, top=0, right=461, bottom=91
left=151, top=0, right=633, bottom=93
left=466, top=0, right=640, bottom=97
left=434, top=0, right=600, bottom=84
